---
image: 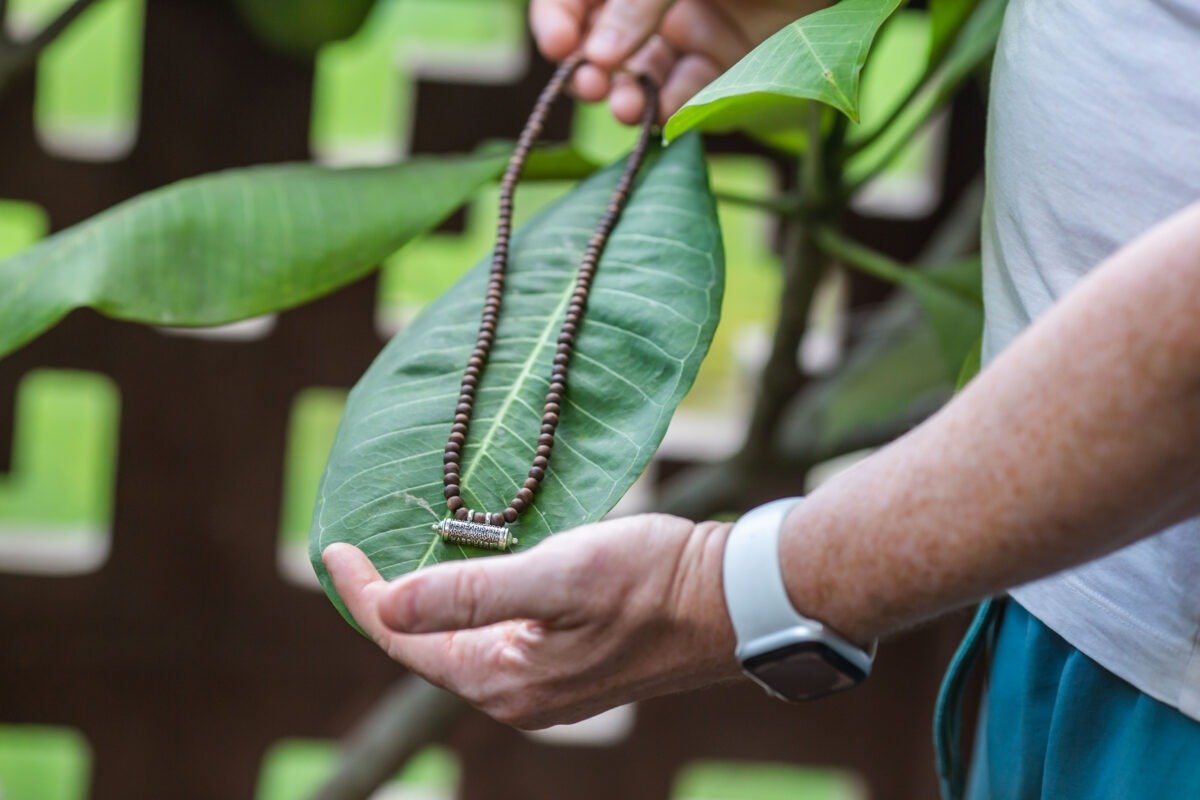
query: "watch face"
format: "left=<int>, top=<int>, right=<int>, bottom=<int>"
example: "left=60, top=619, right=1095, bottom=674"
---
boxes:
left=743, top=641, right=867, bottom=702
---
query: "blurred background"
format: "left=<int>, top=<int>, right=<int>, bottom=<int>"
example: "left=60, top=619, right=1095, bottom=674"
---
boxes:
left=0, top=0, right=987, bottom=797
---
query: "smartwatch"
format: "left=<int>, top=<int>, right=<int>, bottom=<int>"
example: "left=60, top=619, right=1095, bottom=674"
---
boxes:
left=722, top=497, right=876, bottom=702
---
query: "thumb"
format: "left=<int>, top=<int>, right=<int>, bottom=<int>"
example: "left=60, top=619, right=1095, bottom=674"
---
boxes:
left=585, top=0, right=676, bottom=70
left=379, top=547, right=574, bottom=634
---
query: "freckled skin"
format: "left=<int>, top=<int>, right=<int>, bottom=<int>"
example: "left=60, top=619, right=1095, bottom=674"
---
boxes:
left=781, top=201, right=1200, bottom=644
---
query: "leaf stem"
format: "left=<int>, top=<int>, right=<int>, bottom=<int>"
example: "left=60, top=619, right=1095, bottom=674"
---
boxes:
left=713, top=189, right=801, bottom=216
left=814, top=226, right=912, bottom=286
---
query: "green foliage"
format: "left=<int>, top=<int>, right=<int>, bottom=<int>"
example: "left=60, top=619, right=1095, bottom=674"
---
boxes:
left=929, top=0, right=984, bottom=65
left=0, top=152, right=508, bottom=360
left=665, top=0, right=903, bottom=144
left=310, top=136, right=723, bottom=619
left=234, top=0, right=377, bottom=56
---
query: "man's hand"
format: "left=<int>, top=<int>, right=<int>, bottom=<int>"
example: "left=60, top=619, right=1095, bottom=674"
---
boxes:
left=323, top=514, right=740, bottom=729
left=530, top=0, right=827, bottom=123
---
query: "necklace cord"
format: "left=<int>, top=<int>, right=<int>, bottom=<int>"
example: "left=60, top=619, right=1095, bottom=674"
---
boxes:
left=440, top=56, right=661, bottom=530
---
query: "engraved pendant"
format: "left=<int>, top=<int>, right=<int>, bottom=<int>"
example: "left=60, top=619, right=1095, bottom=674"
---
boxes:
left=433, top=517, right=517, bottom=551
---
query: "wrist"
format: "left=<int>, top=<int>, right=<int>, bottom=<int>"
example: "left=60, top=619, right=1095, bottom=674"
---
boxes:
left=670, top=519, right=744, bottom=684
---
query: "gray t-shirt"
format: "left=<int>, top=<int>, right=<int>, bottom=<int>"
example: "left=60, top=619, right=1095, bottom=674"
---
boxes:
left=983, top=0, right=1200, bottom=719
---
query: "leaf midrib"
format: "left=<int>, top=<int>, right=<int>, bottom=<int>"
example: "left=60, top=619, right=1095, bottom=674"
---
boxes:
left=412, top=263, right=577, bottom=570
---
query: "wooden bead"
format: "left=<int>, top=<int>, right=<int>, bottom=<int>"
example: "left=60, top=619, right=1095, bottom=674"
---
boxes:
left=448, top=496, right=464, bottom=512
left=455, top=413, right=469, bottom=424
left=490, top=512, right=506, bottom=526
left=511, top=498, right=526, bottom=513
left=546, top=392, right=562, bottom=405
left=451, top=422, right=467, bottom=434
left=517, top=488, right=533, bottom=503
left=455, top=507, right=469, bottom=520
left=545, top=402, right=560, bottom=415
left=538, top=434, right=554, bottom=447
left=529, top=466, right=545, bottom=481
left=443, top=451, right=460, bottom=464
left=445, top=441, right=461, bottom=454
left=542, top=412, right=559, bottom=426
left=473, top=511, right=487, bottom=524
left=449, top=431, right=465, bottom=444
left=503, top=507, right=518, bottom=523
left=533, top=456, right=548, bottom=469
left=444, top=485, right=459, bottom=499
left=456, top=402, right=472, bottom=415
left=536, top=445, right=551, bottom=458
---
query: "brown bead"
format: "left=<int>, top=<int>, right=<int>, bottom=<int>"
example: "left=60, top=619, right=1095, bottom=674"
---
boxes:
left=443, top=451, right=460, bottom=464
left=455, top=507, right=469, bottom=520
left=445, top=441, right=461, bottom=454
left=546, top=392, right=562, bottom=405
left=536, top=444, right=551, bottom=458
left=542, top=411, right=559, bottom=426
left=473, top=511, right=488, bottom=524
left=444, top=485, right=459, bottom=499
left=451, top=422, right=467, bottom=434
left=444, top=462, right=459, bottom=474
left=468, top=356, right=483, bottom=368
left=511, top=498, right=526, bottom=513
left=524, top=477, right=539, bottom=490
left=517, top=488, right=534, bottom=503
left=448, top=496, right=464, bottom=512
left=544, top=402, right=560, bottom=415
left=449, top=433, right=465, bottom=447
left=455, top=402, right=472, bottom=415
left=488, top=512, right=505, bottom=526
left=503, top=507, right=519, bottom=523
left=538, top=433, right=554, bottom=447
left=533, top=456, right=548, bottom=469
left=541, top=423, right=555, bottom=435
left=529, top=466, right=545, bottom=481
left=562, top=322, right=577, bottom=335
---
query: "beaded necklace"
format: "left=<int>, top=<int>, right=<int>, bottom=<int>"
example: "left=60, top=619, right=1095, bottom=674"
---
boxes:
left=434, top=56, right=660, bottom=551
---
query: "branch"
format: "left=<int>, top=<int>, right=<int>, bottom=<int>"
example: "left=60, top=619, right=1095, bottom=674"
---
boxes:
left=0, top=0, right=96, bottom=92
left=814, top=226, right=912, bottom=286
left=308, top=677, right=469, bottom=800
left=714, top=189, right=801, bottom=216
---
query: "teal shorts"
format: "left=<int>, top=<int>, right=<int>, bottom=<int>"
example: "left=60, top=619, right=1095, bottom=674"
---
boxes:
left=935, top=600, right=1200, bottom=800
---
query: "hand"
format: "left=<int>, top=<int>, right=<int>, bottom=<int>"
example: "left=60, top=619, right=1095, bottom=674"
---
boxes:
left=322, top=514, right=741, bottom=729
left=530, top=0, right=828, bottom=123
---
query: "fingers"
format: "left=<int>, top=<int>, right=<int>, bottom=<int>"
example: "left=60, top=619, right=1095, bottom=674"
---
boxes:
left=610, top=35, right=678, bottom=124
left=659, top=53, right=722, bottom=119
left=322, top=543, right=394, bottom=646
left=530, top=0, right=593, bottom=61
left=378, top=546, right=576, bottom=634
left=661, top=0, right=751, bottom=71
left=584, top=0, right=676, bottom=70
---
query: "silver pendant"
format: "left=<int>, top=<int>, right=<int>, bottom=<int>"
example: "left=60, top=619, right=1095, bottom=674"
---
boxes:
left=433, top=517, right=517, bottom=551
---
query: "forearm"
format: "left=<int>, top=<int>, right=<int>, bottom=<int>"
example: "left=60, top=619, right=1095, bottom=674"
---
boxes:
left=781, top=201, right=1200, bottom=643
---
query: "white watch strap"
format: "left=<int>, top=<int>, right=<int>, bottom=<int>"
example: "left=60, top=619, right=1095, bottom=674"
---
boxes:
left=722, top=497, right=812, bottom=650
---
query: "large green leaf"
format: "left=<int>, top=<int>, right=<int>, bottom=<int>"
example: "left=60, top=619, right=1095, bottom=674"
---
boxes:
left=310, top=135, right=723, bottom=620
left=664, top=0, right=903, bottom=141
left=0, top=151, right=533, bottom=360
